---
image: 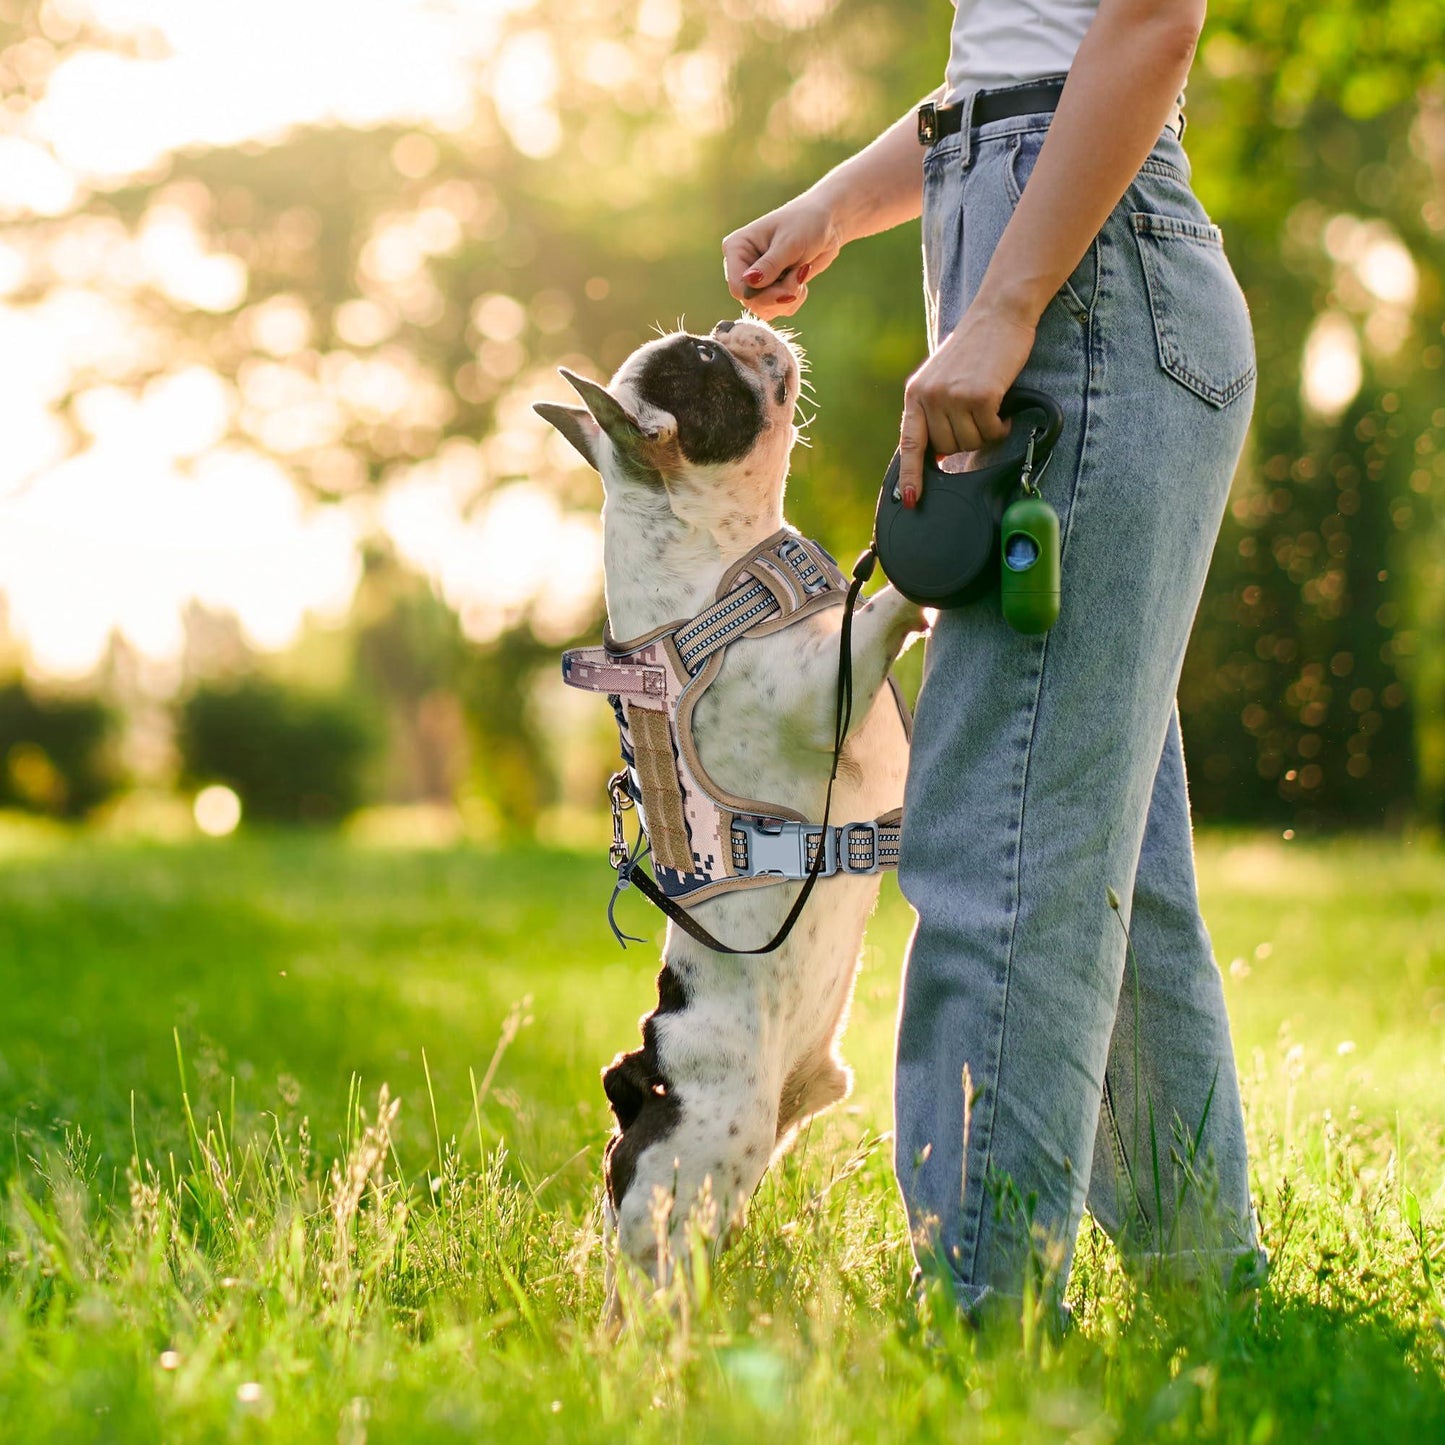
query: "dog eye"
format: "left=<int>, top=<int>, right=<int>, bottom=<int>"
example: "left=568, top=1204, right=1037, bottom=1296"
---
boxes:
left=694, top=341, right=716, bottom=362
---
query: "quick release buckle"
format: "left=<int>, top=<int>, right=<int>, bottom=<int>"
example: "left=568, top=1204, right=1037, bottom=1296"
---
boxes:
left=917, top=102, right=939, bottom=147
left=734, top=817, right=837, bottom=879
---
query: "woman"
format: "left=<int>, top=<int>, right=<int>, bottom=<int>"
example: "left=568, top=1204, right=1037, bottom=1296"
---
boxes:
left=723, top=0, right=1266, bottom=1321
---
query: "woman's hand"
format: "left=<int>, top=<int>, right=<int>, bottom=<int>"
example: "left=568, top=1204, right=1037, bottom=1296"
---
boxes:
left=721, top=93, right=937, bottom=320
left=721, top=195, right=842, bottom=320
left=897, top=299, right=1038, bottom=508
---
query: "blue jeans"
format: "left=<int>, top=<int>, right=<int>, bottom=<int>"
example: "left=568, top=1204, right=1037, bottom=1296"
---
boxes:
left=895, top=96, right=1265, bottom=1315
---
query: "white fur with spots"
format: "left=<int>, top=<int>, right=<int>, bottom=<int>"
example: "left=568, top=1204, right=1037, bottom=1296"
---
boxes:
left=536, top=319, right=922, bottom=1288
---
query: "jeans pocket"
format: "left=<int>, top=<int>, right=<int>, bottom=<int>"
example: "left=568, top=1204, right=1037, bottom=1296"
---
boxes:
left=1130, top=212, right=1256, bottom=408
left=1004, top=130, right=1095, bottom=322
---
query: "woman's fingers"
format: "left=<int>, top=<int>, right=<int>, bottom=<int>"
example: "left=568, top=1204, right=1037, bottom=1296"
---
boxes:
left=752, top=279, right=808, bottom=318
left=897, top=304, right=1038, bottom=506
left=722, top=229, right=769, bottom=300
left=897, top=398, right=930, bottom=509
left=722, top=203, right=839, bottom=309
left=919, top=400, right=963, bottom=462
left=723, top=222, right=808, bottom=301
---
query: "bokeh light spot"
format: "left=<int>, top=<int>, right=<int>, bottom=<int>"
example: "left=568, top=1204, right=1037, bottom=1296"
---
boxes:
left=194, top=784, right=242, bottom=836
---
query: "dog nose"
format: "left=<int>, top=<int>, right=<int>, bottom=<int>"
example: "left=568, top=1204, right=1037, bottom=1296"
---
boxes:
left=712, top=320, right=735, bottom=336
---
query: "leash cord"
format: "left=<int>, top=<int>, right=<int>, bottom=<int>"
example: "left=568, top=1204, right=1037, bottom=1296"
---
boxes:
left=615, top=548, right=876, bottom=956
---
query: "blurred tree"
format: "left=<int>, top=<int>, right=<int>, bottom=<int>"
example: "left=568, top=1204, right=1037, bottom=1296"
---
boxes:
left=176, top=679, right=375, bottom=825
left=0, top=680, right=120, bottom=817
left=350, top=551, right=555, bottom=835
left=1177, top=5, right=1445, bottom=825
left=1, top=0, right=1441, bottom=827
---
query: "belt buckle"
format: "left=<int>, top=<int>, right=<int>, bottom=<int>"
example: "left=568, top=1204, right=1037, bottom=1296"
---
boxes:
left=917, top=102, right=938, bottom=147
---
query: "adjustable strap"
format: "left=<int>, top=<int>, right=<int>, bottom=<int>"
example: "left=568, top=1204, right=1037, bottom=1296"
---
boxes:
left=771, top=534, right=838, bottom=598
left=728, top=817, right=901, bottom=879
left=562, top=646, right=665, bottom=698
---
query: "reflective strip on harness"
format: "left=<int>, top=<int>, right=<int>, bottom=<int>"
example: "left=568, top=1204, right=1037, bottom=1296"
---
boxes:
left=675, top=579, right=777, bottom=672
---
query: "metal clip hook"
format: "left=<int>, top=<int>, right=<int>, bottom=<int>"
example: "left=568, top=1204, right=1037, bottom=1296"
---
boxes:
left=1019, top=425, right=1040, bottom=496
left=607, top=769, right=634, bottom=869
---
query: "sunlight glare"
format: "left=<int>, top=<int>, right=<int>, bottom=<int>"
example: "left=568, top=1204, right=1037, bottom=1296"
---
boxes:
left=490, top=31, right=562, bottom=158
left=0, top=431, right=360, bottom=676
left=380, top=466, right=602, bottom=647
left=33, top=0, right=512, bottom=184
left=2, top=0, right=562, bottom=678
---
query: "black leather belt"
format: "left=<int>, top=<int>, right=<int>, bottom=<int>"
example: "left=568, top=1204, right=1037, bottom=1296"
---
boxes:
left=917, top=81, right=1065, bottom=146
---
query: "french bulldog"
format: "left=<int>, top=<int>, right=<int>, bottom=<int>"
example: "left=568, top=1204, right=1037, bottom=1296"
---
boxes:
left=535, top=318, right=921, bottom=1288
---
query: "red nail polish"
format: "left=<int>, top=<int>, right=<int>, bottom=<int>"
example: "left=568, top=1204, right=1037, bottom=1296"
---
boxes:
left=903, top=487, right=917, bottom=509
left=796, top=263, right=811, bottom=283
left=776, top=293, right=796, bottom=303
left=744, top=269, right=764, bottom=285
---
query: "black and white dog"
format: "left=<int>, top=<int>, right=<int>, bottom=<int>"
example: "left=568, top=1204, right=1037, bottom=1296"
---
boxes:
left=537, top=319, right=921, bottom=1281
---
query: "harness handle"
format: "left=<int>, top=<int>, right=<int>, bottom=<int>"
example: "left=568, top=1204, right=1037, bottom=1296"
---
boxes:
left=616, top=549, right=875, bottom=956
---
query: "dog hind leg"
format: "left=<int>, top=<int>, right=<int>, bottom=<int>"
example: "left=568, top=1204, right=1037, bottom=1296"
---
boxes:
left=609, top=1084, right=779, bottom=1277
left=776, top=1051, right=850, bottom=1143
left=601, top=961, right=779, bottom=1278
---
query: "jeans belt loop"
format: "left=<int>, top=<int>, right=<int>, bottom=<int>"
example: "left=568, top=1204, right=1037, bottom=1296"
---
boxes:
left=957, top=89, right=977, bottom=171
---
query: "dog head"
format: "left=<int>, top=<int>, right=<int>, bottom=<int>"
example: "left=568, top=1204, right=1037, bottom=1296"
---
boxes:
left=534, top=319, right=802, bottom=514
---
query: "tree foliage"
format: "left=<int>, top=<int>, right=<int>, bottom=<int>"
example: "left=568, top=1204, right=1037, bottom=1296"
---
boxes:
left=1, top=0, right=1442, bottom=827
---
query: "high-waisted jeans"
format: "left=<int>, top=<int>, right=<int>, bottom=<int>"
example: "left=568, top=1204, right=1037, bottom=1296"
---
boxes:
left=895, top=93, right=1266, bottom=1315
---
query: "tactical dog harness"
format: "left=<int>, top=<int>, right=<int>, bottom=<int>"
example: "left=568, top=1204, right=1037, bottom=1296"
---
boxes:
left=563, top=528, right=909, bottom=948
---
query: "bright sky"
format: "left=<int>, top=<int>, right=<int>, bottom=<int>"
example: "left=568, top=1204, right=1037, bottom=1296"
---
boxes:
left=0, top=0, right=601, bottom=681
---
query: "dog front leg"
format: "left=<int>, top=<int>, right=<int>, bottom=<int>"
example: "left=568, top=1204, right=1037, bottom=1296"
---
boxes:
left=798, top=585, right=924, bottom=746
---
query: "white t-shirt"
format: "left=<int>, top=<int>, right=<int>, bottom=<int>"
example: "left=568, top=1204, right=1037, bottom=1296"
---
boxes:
left=945, top=0, right=1098, bottom=100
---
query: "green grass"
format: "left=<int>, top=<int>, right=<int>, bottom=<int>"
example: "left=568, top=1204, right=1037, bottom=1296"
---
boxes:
left=1, top=823, right=1442, bottom=1442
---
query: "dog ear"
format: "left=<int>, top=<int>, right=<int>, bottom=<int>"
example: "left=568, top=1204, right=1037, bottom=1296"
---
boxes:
left=533, top=400, right=602, bottom=469
left=558, top=368, right=675, bottom=459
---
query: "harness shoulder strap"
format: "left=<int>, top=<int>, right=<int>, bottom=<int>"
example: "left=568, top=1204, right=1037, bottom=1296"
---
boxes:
left=673, top=531, right=844, bottom=675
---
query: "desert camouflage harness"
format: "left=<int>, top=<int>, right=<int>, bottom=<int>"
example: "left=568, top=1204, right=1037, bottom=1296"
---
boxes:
left=562, top=528, right=909, bottom=954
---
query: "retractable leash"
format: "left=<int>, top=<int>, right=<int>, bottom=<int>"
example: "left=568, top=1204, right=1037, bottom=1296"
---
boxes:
left=872, top=386, right=1064, bottom=629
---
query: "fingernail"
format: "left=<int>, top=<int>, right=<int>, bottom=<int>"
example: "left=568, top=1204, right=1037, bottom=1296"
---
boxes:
left=903, top=487, right=917, bottom=509
left=744, top=269, right=764, bottom=285
left=776, top=293, right=796, bottom=303
left=796, top=263, right=811, bottom=283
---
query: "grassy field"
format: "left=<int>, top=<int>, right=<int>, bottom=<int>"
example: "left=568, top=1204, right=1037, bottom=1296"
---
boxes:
left=0, top=823, right=1442, bottom=1442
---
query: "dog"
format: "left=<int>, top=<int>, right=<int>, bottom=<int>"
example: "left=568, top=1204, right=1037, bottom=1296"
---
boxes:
left=536, top=318, right=921, bottom=1285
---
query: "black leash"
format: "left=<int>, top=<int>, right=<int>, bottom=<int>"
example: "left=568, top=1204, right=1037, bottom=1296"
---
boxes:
left=611, top=548, right=877, bottom=956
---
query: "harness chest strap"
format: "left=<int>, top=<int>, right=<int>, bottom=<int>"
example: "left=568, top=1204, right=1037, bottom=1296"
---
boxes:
left=562, top=528, right=908, bottom=904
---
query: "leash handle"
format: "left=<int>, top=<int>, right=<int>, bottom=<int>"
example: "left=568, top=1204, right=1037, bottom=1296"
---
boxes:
left=616, top=549, right=875, bottom=957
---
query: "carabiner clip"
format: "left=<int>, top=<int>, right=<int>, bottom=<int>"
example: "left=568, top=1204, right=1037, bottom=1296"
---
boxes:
left=607, top=769, right=634, bottom=869
left=1019, top=426, right=1040, bottom=496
